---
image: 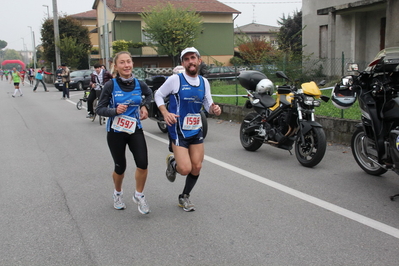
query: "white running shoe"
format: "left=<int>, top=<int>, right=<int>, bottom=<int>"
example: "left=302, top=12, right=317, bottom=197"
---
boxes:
left=113, top=193, right=126, bottom=210
left=133, top=194, right=150, bottom=214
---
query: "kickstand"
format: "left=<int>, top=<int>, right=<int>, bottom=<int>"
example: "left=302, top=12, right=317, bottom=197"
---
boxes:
left=389, top=194, right=399, bottom=201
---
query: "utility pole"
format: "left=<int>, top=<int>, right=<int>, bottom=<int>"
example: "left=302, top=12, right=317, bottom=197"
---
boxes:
left=103, top=0, right=110, bottom=70
left=28, top=26, right=37, bottom=70
left=52, top=0, right=61, bottom=71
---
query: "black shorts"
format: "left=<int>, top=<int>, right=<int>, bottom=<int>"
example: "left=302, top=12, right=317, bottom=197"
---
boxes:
left=169, top=130, right=204, bottom=151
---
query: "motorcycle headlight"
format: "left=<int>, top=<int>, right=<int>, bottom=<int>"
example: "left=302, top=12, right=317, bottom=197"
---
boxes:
left=304, top=96, right=315, bottom=105
left=303, top=96, right=321, bottom=107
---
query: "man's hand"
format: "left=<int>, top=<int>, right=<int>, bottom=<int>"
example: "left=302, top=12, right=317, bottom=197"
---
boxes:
left=210, top=103, right=221, bottom=116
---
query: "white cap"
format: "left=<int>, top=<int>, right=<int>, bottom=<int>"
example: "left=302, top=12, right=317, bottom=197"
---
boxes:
left=180, top=47, right=200, bottom=61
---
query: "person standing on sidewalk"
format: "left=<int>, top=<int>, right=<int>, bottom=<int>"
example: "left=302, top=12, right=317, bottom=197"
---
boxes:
left=33, top=67, right=51, bottom=92
left=10, top=67, right=23, bottom=97
left=96, top=51, right=153, bottom=214
left=60, top=63, right=70, bottom=99
left=154, top=47, right=222, bottom=212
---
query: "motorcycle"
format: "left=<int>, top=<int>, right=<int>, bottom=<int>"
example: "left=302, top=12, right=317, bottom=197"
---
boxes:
left=146, top=75, right=208, bottom=138
left=333, top=47, right=399, bottom=200
left=239, top=70, right=330, bottom=167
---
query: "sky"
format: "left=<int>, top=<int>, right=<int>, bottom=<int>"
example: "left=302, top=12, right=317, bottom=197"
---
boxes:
left=1, top=0, right=302, bottom=52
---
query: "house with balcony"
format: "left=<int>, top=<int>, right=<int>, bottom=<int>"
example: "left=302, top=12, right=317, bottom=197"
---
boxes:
left=302, top=0, right=399, bottom=76
left=234, top=23, right=279, bottom=47
left=92, top=0, right=240, bottom=69
left=70, top=9, right=100, bottom=63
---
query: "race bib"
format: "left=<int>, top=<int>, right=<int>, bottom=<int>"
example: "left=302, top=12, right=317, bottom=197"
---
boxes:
left=111, top=115, right=137, bottom=134
left=182, top=113, right=202, bottom=130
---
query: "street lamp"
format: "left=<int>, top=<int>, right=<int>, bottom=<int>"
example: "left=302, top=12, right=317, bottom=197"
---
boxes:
left=28, top=26, right=37, bottom=70
left=43, top=5, right=50, bottom=19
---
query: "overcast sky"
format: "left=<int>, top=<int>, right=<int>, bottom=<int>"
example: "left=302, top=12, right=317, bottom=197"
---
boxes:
left=1, top=0, right=302, bottom=51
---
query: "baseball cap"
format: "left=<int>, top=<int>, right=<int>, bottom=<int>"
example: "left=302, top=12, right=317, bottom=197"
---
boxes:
left=180, top=47, right=200, bottom=61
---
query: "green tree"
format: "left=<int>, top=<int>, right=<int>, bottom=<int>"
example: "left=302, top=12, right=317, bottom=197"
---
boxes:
left=141, top=3, right=203, bottom=66
left=58, top=35, right=87, bottom=69
left=3, top=49, right=22, bottom=60
left=277, top=10, right=303, bottom=55
left=41, top=16, right=91, bottom=69
left=0, top=40, right=7, bottom=50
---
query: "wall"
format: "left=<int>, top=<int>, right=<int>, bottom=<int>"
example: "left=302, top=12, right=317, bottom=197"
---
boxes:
left=214, top=103, right=359, bottom=145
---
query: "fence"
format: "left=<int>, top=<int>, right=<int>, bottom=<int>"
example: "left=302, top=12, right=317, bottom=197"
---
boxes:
left=133, top=57, right=367, bottom=121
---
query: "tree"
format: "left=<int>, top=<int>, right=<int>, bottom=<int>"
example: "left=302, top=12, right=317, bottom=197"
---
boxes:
left=141, top=3, right=203, bottom=66
left=276, top=10, right=303, bottom=55
left=238, top=40, right=274, bottom=65
left=41, top=16, right=91, bottom=69
left=3, top=49, right=23, bottom=61
left=58, top=35, right=87, bottom=69
left=0, top=40, right=7, bottom=50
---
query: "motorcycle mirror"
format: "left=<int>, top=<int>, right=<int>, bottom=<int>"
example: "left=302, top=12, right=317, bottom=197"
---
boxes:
left=275, top=71, right=289, bottom=81
left=346, top=63, right=359, bottom=72
left=318, top=80, right=326, bottom=87
left=320, top=95, right=330, bottom=102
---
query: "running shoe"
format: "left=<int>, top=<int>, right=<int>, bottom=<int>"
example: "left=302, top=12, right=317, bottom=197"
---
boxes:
left=113, top=193, right=126, bottom=210
left=165, top=154, right=177, bottom=182
left=133, top=194, right=150, bottom=214
left=178, top=194, right=195, bottom=212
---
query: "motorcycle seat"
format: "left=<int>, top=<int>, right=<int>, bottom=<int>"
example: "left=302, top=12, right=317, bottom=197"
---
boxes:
left=257, top=93, right=276, bottom=108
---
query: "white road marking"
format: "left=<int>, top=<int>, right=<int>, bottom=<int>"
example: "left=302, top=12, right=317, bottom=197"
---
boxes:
left=144, top=130, right=399, bottom=239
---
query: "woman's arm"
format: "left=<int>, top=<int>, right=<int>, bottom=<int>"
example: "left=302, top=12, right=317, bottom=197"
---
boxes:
left=96, top=80, right=118, bottom=117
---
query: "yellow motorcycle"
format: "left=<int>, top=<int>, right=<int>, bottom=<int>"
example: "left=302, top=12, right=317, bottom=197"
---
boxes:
left=239, top=70, right=330, bottom=167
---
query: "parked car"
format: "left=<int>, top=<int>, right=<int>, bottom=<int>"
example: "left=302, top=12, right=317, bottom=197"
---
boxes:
left=54, top=69, right=93, bottom=91
left=203, top=66, right=239, bottom=80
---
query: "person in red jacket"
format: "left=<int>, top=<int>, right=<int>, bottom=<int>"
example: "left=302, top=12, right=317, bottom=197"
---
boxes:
left=33, top=67, right=52, bottom=92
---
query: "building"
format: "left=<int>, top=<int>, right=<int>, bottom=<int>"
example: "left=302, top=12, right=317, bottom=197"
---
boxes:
left=234, top=23, right=279, bottom=47
left=70, top=10, right=100, bottom=63
left=303, top=0, right=399, bottom=76
left=92, top=0, right=240, bottom=68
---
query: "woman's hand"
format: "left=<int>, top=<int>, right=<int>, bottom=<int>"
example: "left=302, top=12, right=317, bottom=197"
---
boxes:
left=116, top=104, right=128, bottom=114
left=140, top=106, right=148, bottom=120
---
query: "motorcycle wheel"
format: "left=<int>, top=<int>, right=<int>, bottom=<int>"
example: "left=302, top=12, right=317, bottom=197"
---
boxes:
left=201, top=111, right=208, bottom=139
left=295, top=127, right=326, bottom=168
left=157, top=122, right=168, bottom=133
left=240, top=112, right=263, bottom=151
left=351, top=127, right=387, bottom=176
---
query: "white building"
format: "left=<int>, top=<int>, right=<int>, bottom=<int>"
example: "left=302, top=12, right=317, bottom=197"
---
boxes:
left=302, top=0, right=399, bottom=75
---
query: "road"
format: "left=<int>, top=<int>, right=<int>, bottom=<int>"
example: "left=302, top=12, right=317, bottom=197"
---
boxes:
left=1, top=80, right=399, bottom=265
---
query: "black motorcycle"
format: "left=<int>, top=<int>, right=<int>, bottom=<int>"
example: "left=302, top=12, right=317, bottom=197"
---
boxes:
left=333, top=47, right=399, bottom=200
left=146, top=75, right=208, bottom=138
left=239, top=70, right=329, bottom=167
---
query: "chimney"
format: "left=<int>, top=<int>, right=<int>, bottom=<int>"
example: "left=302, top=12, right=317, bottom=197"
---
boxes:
left=116, top=0, right=121, bottom=8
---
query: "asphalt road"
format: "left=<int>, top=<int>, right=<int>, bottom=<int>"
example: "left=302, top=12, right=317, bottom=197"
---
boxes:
left=1, top=80, right=399, bottom=266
